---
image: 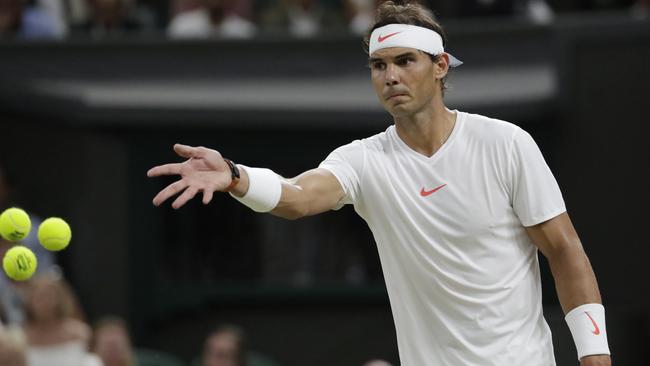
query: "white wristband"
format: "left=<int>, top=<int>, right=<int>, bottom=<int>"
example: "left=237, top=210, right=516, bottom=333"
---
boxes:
left=565, top=303, right=610, bottom=360
left=229, top=165, right=281, bottom=212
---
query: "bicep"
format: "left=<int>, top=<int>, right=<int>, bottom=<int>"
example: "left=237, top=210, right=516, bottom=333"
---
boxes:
left=525, top=212, right=582, bottom=260
left=272, top=168, right=345, bottom=219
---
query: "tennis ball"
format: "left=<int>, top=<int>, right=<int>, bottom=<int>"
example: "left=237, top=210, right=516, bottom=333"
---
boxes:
left=3, top=245, right=37, bottom=281
left=0, top=207, right=32, bottom=242
left=38, top=217, right=72, bottom=251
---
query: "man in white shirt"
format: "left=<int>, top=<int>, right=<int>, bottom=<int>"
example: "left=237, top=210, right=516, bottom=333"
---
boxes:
left=148, top=1, right=611, bottom=365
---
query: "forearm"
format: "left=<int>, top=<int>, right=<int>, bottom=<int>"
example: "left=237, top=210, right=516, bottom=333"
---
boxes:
left=546, top=240, right=610, bottom=363
left=547, top=241, right=601, bottom=314
left=229, top=167, right=307, bottom=219
left=230, top=166, right=343, bottom=220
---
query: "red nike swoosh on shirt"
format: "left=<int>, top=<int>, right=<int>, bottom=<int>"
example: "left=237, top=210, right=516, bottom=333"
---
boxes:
left=378, top=31, right=402, bottom=43
left=420, top=184, right=447, bottom=197
left=585, top=312, right=601, bottom=335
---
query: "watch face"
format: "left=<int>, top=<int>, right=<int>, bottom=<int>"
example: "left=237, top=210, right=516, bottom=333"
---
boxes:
left=225, top=159, right=240, bottom=179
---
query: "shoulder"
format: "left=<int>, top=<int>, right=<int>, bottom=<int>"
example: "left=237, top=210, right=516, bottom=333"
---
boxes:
left=459, top=111, right=522, bottom=145
left=357, top=126, right=393, bottom=153
left=329, top=127, right=390, bottom=157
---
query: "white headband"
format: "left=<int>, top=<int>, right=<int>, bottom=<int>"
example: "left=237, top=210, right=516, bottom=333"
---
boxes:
left=369, top=24, right=463, bottom=67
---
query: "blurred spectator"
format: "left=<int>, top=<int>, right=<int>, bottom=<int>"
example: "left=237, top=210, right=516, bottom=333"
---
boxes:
left=35, top=0, right=68, bottom=35
left=285, top=0, right=321, bottom=37
left=362, top=360, right=393, bottom=366
left=258, top=0, right=328, bottom=38
left=0, top=0, right=64, bottom=39
left=70, top=0, right=156, bottom=39
left=453, top=0, right=554, bottom=23
left=202, top=324, right=247, bottom=366
left=91, top=316, right=135, bottom=366
left=343, top=0, right=375, bottom=35
left=24, top=274, right=103, bottom=366
left=519, top=0, right=554, bottom=24
left=168, top=0, right=256, bottom=39
left=0, top=332, right=26, bottom=366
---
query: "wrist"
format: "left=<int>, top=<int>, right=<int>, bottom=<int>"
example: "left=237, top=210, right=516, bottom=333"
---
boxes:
left=229, top=164, right=249, bottom=197
left=566, top=303, right=610, bottom=360
left=580, top=354, right=611, bottom=365
left=229, top=165, right=281, bottom=212
left=223, top=158, right=241, bottom=192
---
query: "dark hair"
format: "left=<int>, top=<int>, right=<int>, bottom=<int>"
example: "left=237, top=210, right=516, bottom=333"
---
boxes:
left=364, top=1, right=449, bottom=92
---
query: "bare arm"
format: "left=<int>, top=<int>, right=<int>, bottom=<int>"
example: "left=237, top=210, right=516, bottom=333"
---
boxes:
left=525, top=212, right=610, bottom=366
left=148, top=144, right=345, bottom=218
left=525, top=212, right=600, bottom=312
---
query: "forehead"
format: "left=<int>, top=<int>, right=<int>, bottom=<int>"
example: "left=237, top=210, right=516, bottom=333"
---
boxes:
left=370, top=47, right=423, bottom=60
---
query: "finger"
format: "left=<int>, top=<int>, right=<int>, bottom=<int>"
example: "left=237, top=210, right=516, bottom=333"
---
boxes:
left=152, top=180, right=188, bottom=206
left=147, top=163, right=184, bottom=177
left=172, top=186, right=199, bottom=209
left=174, top=144, right=200, bottom=159
left=202, top=190, right=214, bottom=205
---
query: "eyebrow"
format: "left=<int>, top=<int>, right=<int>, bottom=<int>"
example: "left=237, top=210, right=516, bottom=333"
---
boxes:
left=368, top=52, right=418, bottom=64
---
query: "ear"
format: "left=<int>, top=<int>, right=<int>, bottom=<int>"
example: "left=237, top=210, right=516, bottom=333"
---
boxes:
left=434, top=54, right=450, bottom=80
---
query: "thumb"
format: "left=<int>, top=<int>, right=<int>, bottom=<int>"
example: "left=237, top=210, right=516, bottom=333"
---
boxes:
left=173, top=144, right=201, bottom=159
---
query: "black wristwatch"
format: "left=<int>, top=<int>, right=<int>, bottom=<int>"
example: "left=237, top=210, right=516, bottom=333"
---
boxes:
left=223, top=158, right=240, bottom=191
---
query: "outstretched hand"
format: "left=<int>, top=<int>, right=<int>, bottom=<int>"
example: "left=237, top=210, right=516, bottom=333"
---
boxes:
left=147, top=144, right=232, bottom=209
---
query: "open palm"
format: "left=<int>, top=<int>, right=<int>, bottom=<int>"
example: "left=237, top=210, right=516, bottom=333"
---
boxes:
left=147, top=144, right=232, bottom=209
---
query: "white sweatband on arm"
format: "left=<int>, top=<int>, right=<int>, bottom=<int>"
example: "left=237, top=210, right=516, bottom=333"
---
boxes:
left=229, top=165, right=282, bottom=212
left=565, top=303, right=611, bottom=360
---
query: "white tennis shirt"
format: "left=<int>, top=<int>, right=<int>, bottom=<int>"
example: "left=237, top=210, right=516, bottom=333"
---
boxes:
left=319, top=111, right=565, bottom=366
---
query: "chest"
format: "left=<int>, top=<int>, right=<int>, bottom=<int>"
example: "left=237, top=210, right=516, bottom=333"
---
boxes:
left=357, top=146, right=513, bottom=237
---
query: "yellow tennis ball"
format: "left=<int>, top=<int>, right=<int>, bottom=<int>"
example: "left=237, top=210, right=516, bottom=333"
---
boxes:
left=0, top=207, right=32, bottom=242
left=3, top=245, right=38, bottom=281
left=38, top=217, right=72, bottom=251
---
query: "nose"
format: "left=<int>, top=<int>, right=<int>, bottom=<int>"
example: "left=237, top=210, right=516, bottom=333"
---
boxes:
left=384, top=64, right=399, bottom=86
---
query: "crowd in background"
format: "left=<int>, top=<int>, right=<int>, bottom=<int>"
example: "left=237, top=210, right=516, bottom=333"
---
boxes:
left=0, top=161, right=390, bottom=366
left=0, top=272, right=292, bottom=366
left=0, top=274, right=393, bottom=366
left=0, top=0, right=648, bottom=40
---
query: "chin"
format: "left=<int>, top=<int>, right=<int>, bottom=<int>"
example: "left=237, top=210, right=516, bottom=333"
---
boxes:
left=387, top=105, right=412, bottom=117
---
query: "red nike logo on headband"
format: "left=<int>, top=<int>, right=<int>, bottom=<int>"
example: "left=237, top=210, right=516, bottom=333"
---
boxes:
left=585, top=312, right=601, bottom=335
left=378, top=31, right=402, bottom=43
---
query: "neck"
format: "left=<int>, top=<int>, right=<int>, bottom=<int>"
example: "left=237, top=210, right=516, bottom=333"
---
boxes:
left=393, top=99, right=456, bottom=157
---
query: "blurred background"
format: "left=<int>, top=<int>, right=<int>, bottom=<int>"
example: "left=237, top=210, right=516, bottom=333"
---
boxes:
left=0, top=0, right=648, bottom=365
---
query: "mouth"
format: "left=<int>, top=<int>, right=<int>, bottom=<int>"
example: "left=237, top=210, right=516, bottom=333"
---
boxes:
left=386, top=93, right=407, bottom=101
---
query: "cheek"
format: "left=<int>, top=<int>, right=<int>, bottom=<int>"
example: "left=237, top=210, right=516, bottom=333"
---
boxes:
left=371, top=74, right=383, bottom=92
left=414, top=73, right=436, bottom=94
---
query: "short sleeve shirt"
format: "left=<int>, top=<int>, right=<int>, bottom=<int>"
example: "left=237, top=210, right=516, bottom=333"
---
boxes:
left=319, top=111, right=565, bottom=366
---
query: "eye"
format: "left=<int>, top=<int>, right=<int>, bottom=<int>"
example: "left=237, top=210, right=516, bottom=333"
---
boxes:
left=370, top=62, right=386, bottom=71
left=396, top=57, right=414, bottom=66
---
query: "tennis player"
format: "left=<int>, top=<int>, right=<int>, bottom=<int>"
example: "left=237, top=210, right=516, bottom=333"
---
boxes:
left=148, top=1, right=611, bottom=365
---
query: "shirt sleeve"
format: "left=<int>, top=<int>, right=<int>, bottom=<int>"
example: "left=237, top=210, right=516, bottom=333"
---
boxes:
left=510, top=128, right=566, bottom=227
left=318, top=140, right=365, bottom=209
